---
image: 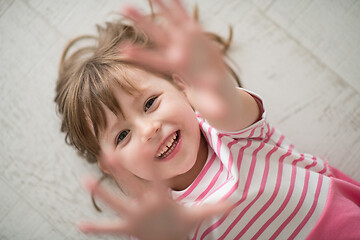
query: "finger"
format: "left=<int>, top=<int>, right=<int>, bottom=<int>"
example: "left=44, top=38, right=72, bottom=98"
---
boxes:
left=83, top=176, right=130, bottom=214
left=77, top=219, right=129, bottom=235
left=172, top=0, right=191, bottom=20
left=152, top=0, right=175, bottom=23
left=153, top=0, right=189, bottom=25
left=122, top=6, right=167, bottom=46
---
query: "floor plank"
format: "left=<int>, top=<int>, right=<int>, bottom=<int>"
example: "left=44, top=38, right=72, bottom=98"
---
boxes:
left=0, top=0, right=359, bottom=239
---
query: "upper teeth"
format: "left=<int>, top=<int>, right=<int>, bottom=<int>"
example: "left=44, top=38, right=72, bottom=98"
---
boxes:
left=156, top=132, right=177, bottom=158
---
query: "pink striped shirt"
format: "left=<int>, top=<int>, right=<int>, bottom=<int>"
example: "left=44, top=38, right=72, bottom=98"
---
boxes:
left=172, top=91, right=360, bottom=239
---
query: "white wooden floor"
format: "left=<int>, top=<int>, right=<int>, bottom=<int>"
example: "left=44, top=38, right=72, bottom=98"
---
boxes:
left=1, top=0, right=359, bottom=239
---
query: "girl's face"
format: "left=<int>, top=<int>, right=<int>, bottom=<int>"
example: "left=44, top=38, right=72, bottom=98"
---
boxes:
left=98, top=69, right=206, bottom=189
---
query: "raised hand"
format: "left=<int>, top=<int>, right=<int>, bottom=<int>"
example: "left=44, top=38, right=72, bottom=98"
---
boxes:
left=122, top=0, right=231, bottom=119
left=77, top=154, right=231, bottom=240
left=123, top=0, right=225, bottom=78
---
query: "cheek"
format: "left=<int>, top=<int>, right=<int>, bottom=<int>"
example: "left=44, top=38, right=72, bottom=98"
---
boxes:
left=116, top=145, right=152, bottom=178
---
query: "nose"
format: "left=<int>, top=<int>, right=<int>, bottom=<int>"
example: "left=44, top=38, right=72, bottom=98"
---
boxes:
left=138, top=119, right=161, bottom=142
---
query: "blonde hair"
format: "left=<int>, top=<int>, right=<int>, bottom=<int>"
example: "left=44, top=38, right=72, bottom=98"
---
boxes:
left=55, top=11, right=240, bottom=164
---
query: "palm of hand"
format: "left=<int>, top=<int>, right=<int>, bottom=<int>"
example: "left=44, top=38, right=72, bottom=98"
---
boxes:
left=78, top=169, right=230, bottom=240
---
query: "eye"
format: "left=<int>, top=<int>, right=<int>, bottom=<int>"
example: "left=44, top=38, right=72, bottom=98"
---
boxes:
left=116, top=129, right=130, bottom=145
left=144, top=96, right=157, bottom=112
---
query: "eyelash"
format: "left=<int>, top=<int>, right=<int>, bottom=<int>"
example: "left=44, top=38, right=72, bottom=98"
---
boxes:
left=116, top=129, right=130, bottom=145
left=115, top=96, right=158, bottom=145
left=144, top=96, right=157, bottom=112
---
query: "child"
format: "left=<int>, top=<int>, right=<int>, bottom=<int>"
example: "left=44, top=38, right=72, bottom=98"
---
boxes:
left=55, top=0, right=360, bottom=239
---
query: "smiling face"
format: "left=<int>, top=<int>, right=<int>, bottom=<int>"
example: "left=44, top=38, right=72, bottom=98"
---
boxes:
left=97, top=69, right=207, bottom=190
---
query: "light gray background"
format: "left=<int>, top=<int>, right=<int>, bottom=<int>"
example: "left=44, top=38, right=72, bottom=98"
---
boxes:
left=1, top=0, right=359, bottom=239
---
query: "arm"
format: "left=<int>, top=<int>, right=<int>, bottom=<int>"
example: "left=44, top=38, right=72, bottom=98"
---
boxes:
left=122, top=0, right=260, bottom=132
left=202, top=81, right=261, bottom=132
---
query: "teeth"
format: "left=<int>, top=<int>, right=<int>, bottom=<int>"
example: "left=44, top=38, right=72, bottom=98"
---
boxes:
left=166, top=139, right=173, bottom=148
left=156, top=132, right=178, bottom=158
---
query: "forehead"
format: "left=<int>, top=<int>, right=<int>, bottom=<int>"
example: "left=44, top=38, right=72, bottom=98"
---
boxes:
left=115, top=69, right=180, bottom=102
left=125, top=68, right=171, bottom=89
left=109, top=68, right=176, bottom=108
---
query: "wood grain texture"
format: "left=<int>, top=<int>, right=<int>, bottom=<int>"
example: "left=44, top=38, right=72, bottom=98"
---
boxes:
left=0, top=0, right=359, bottom=239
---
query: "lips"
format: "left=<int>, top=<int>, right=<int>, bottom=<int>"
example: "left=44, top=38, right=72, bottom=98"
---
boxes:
left=156, top=131, right=180, bottom=159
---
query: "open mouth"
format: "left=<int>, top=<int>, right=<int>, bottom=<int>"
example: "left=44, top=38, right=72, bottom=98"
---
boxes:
left=156, top=131, right=180, bottom=159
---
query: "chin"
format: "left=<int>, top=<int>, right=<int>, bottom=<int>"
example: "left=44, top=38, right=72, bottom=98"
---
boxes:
left=180, top=150, right=199, bottom=174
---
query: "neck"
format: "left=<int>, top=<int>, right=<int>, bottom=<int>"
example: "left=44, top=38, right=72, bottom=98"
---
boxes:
left=169, top=133, right=208, bottom=191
